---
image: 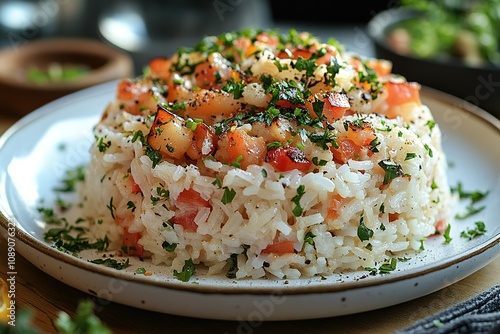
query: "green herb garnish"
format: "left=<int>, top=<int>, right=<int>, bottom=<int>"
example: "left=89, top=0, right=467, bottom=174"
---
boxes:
left=90, top=258, right=130, bottom=270
left=173, top=259, right=196, bottom=282
left=460, top=221, right=486, bottom=240
left=291, top=185, right=306, bottom=217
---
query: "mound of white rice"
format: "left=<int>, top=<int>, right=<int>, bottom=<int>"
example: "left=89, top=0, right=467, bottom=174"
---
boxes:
left=79, top=29, right=452, bottom=280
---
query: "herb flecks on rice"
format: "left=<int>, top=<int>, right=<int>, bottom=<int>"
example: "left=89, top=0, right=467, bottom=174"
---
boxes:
left=79, top=28, right=452, bottom=280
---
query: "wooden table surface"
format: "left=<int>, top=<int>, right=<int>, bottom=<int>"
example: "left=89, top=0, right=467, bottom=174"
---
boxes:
left=1, top=114, right=499, bottom=334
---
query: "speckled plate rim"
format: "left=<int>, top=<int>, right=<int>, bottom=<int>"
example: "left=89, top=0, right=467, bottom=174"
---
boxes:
left=0, top=81, right=499, bottom=319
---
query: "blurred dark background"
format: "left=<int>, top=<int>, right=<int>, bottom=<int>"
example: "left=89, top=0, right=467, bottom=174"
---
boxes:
left=0, top=0, right=395, bottom=75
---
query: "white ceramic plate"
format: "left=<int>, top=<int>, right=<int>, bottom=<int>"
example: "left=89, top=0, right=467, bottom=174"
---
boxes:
left=0, top=81, right=499, bottom=321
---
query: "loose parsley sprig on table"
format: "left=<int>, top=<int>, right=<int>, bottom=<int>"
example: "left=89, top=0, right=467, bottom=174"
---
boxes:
left=0, top=300, right=113, bottom=334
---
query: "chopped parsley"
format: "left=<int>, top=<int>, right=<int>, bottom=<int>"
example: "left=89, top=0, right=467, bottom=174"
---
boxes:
left=212, top=174, right=223, bottom=188
left=294, top=56, right=318, bottom=78
left=135, top=267, right=147, bottom=275
left=90, top=258, right=130, bottom=270
left=95, top=135, right=111, bottom=153
left=366, top=258, right=397, bottom=275
left=221, top=187, right=236, bottom=204
left=312, top=157, right=327, bottom=166
left=378, top=159, right=404, bottom=185
left=307, top=128, right=338, bottom=150
left=443, top=223, right=452, bottom=244
left=173, top=259, right=196, bottom=282
left=424, top=143, right=433, bottom=157
left=426, top=120, right=436, bottom=131
left=185, top=118, right=203, bottom=131
left=357, top=65, right=383, bottom=99
left=451, top=182, right=489, bottom=203
left=226, top=253, right=239, bottom=279
left=378, top=258, right=397, bottom=274
left=261, top=168, right=268, bottom=178
left=357, top=215, right=374, bottom=241
left=405, top=153, right=417, bottom=161
left=230, top=155, right=243, bottom=168
left=291, top=185, right=306, bottom=217
left=419, top=237, right=426, bottom=250
left=162, top=241, right=178, bottom=252
left=131, top=130, right=163, bottom=168
left=53, top=165, right=86, bottom=192
left=106, top=197, right=116, bottom=219
left=451, top=182, right=489, bottom=220
left=460, top=221, right=486, bottom=240
left=222, top=78, right=246, bottom=99
left=304, top=231, right=316, bottom=247
left=42, top=215, right=109, bottom=254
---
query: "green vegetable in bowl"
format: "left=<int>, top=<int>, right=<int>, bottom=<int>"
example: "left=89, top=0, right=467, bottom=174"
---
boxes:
left=26, top=62, right=91, bottom=84
left=387, top=0, right=500, bottom=66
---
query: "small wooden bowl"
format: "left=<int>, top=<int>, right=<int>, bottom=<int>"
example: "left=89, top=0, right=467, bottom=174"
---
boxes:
left=0, top=38, right=133, bottom=117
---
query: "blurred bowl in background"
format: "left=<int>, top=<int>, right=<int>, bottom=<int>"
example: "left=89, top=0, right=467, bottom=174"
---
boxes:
left=367, top=8, right=500, bottom=119
left=0, top=38, right=133, bottom=117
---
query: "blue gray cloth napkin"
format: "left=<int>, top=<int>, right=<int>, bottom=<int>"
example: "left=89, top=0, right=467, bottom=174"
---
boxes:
left=394, top=285, right=500, bottom=334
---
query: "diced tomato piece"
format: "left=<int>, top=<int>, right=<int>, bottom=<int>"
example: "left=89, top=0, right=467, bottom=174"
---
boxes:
left=122, top=230, right=143, bottom=256
left=349, top=58, right=364, bottom=72
left=327, top=194, right=343, bottom=220
left=171, top=210, right=199, bottom=232
left=223, top=128, right=266, bottom=170
left=176, top=189, right=211, bottom=209
left=432, top=219, right=448, bottom=236
left=186, top=122, right=217, bottom=160
left=128, top=175, right=142, bottom=194
left=366, top=58, right=392, bottom=77
left=172, top=189, right=211, bottom=233
left=384, top=81, right=421, bottom=106
left=261, top=241, right=295, bottom=255
left=275, top=99, right=297, bottom=109
left=147, top=106, right=192, bottom=159
left=256, top=32, right=279, bottom=46
left=194, top=62, right=220, bottom=89
left=322, top=93, right=350, bottom=123
left=277, top=47, right=313, bottom=60
left=331, top=139, right=361, bottom=164
left=116, top=79, right=141, bottom=101
left=266, top=147, right=311, bottom=173
left=149, top=57, right=171, bottom=79
left=389, top=213, right=399, bottom=222
left=345, top=122, right=377, bottom=147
